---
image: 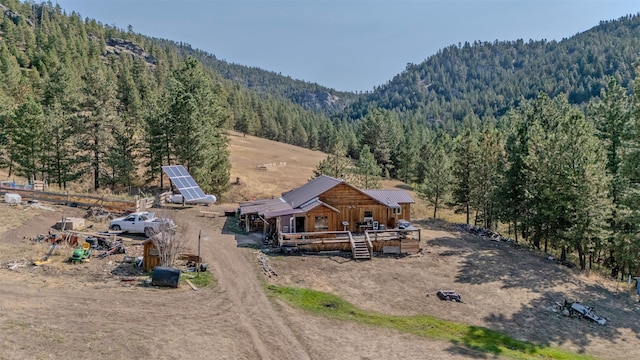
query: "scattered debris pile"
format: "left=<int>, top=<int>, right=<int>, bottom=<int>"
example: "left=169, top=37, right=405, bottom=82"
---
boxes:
left=437, top=290, right=464, bottom=303
left=85, top=207, right=112, bottom=222
left=33, top=231, right=79, bottom=246
left=97, top=238, right=125, bottom=258
left=454, top=223, right=513, bottom=243
left=257, top=252, right=277, bottom=277
left=5, top=260, right=28, bottom=271
left=556, top=299, right=607, bottom=325
left=34, top=243, right=59, bottom=266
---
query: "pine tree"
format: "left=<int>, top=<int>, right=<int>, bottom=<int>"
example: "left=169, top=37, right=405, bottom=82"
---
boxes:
left=497, top=109, right=530, bottom=242
left=313, top=139, right=353, bottom=181
left=357, top=108, right=400, bottom=178
left=143, top=92, right=171, bottom=186
left=42, top=64, right=82, bottom=189
left=451, top=115, right=480, bottom=224
left=317, top=120, right=336, bottom=153
left=469, top=125, right=503, bottom=229
left=416, top=135, right=452, bottom=219
left=588, top=78, right=632, bottom=275
left=102, top=56, right=143, bottom=189
left=77, top=62, right=118, bottom=190
left=0, top=42, right=26, bottom=101
left=166, top=57, right=231, bottom=195
left=0, top=89, right=13, bottom=171
left=9, top=97, right=45, bottom=180
left=395, top=128, right=420, bottom=184
left=353, top=144, right=381, bottom=189
left=553, top=111, right=612, bottom=269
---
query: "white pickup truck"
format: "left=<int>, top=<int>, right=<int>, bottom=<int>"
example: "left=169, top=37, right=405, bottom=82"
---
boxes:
left=166, top=194, right=217, bottom=206
left=109, top=212, right=176, bottom=237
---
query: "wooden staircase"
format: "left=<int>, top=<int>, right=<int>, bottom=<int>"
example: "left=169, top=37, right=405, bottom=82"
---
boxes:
left=349, top=232, right=372, bottom=260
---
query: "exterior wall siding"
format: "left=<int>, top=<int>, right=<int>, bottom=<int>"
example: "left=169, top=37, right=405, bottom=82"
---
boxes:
left=276, top=183, right=413, bottom=233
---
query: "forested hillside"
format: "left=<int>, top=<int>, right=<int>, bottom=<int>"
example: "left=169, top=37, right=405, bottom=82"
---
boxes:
left=0, top=0, right=339, bottom=196
left=345, top=14, right=640, bottom=123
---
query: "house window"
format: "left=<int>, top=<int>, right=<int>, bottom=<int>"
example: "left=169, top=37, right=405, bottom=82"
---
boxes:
left=315, top=216, right=328, bottom=230
left=364, top=210, right=373, bottom=218
left=392, top=207, right=402, bottom=215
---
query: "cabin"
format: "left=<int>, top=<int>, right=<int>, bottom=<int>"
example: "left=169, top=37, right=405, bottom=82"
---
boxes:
left=239, top=175, right=419, bottom=259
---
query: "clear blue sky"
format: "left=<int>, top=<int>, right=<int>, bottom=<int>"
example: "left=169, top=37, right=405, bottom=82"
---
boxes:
left=53, top=0, right=639, bottom=92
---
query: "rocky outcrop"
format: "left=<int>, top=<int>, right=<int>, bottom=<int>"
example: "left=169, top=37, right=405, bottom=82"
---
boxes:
left=105, top=37, right=157, bottom=66
left=1, top=2, right=34, bottom=27
left=299, top=90, right=343, bottom=111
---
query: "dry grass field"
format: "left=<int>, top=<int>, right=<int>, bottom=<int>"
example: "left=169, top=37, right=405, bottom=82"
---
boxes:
left=226, top=131, right=327, bottom=202
left=1, top=133, right=639, bottom=360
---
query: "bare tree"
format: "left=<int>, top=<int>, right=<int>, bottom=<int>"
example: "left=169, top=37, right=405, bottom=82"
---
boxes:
left=150, top=213, right=186, bottom=268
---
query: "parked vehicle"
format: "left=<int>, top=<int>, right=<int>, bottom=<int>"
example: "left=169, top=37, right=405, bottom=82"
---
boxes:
left=109, top=212, right=176, bottom=237
left=166, top=194, right=217, bottom=206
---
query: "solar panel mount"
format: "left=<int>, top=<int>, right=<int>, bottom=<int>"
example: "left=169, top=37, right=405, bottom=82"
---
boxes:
left=162, top=165, right=207, bottom=201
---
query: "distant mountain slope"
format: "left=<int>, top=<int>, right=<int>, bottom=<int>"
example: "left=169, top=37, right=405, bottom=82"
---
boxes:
left=345, top=14, right=640, bottom=123
left=2, top=0, right=639, bottom=151
left=169, top=44, right=360, bottom=113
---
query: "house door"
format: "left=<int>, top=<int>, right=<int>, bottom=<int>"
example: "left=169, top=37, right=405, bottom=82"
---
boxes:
left=295, top=217, right=305, bottom=232
left=289, top=217, right=295, bottom=233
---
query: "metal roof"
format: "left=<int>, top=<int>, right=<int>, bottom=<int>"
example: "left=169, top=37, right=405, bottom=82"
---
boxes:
left=299, top=198, right=340, bottom=213
left=362, top=189, right=415, bottom=207
left=282, top=175, right=342, bottom=208
left=240, top=176, right=414, bottom=219
left=264, top=207, right=305, bottom=218
left=239, top=197, right=291, bottom=216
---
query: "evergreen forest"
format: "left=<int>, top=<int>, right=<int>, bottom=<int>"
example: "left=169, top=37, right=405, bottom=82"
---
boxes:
left=2, top=1, right=640, bottom=278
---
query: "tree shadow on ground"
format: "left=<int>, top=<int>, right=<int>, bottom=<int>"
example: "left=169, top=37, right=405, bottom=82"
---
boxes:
left=393, top=183, right=413, bottom=191
left=430, top=233, right=640, bottom=354
left=413, top=218, right=454, bottom=231
left=220, top=216, right=265, bottom=248
left=221, top=216, right=245, bottom=236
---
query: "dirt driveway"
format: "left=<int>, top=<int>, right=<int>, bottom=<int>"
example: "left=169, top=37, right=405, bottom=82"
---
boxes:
left=1, top=203, right=639, bottom=359
left=0, top=203, right=307, bottom=360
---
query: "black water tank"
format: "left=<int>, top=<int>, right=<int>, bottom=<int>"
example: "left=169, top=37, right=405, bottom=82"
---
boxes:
left=151, top=266, right=180, bottom=288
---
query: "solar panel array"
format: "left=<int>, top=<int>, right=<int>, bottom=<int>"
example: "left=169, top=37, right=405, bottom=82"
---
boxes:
left=162, top=165, right=206, bottom=201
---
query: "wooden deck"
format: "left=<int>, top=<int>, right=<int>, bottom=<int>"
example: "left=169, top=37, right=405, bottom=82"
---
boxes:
left=278, top=228, right=421, bottom=258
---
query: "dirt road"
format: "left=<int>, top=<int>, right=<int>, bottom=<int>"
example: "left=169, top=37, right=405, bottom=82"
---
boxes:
left=195, top=215, right=311, bottom=360
left=0, top=205, right=310, bottom=359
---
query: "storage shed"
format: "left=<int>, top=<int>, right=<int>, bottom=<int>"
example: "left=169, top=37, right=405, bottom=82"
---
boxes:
left=142, top=239, right=160, bottom=272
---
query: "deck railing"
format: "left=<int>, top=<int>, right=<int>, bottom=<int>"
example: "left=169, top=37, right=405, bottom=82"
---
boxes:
left=365, top=228, right=421, bottom=242
left=363, top=232, right=374, bottom=254
left=279, top=230, right=351, bottom=247
left=348, top=232, right=357, bottom=258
